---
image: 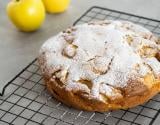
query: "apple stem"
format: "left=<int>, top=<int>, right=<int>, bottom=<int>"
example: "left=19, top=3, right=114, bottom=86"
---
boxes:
left=16, top=0, right=20, bottom=1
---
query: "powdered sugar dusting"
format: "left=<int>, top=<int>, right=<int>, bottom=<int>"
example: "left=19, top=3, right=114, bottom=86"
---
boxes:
left=144, top=57, right=160, bottom=75
left=39, top=20, right=160, bottom=100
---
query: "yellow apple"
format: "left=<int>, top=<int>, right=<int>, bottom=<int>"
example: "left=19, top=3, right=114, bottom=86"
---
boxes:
left=42, top=0, right=70, bottom=13
left=7, top=0, right=45, bottom=32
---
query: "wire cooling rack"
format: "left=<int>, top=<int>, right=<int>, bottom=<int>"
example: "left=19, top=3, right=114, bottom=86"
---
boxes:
left=0, top=6, right=160, bottom=125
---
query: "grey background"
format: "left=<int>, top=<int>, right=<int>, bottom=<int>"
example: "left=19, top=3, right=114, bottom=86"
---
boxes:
left=0, top=0, right=160, bottom=92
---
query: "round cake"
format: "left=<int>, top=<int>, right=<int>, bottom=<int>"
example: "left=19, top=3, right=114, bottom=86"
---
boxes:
left=38, top=20, right=160, bottom=111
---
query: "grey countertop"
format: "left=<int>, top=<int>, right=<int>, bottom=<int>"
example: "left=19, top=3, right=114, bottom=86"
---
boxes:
left=0, top=0, right=160, bottom=91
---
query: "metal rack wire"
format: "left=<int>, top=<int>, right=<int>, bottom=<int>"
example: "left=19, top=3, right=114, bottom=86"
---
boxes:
left=0, top=6, right=160, bottom=125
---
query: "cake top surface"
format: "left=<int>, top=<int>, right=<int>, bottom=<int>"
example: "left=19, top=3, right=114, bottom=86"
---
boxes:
left=39, top=20, right=160, bottom=100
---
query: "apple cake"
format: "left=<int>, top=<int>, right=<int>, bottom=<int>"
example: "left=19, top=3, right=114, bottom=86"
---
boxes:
left=38, top=20, right=160, bottom=111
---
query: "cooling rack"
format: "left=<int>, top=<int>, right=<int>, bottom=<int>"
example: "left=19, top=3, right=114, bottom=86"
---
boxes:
left=0, top=6, right=160, bottom=125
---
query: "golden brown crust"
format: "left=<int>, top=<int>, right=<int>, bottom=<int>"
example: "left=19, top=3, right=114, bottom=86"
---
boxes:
left=43, top=74, right=160, bottom=112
